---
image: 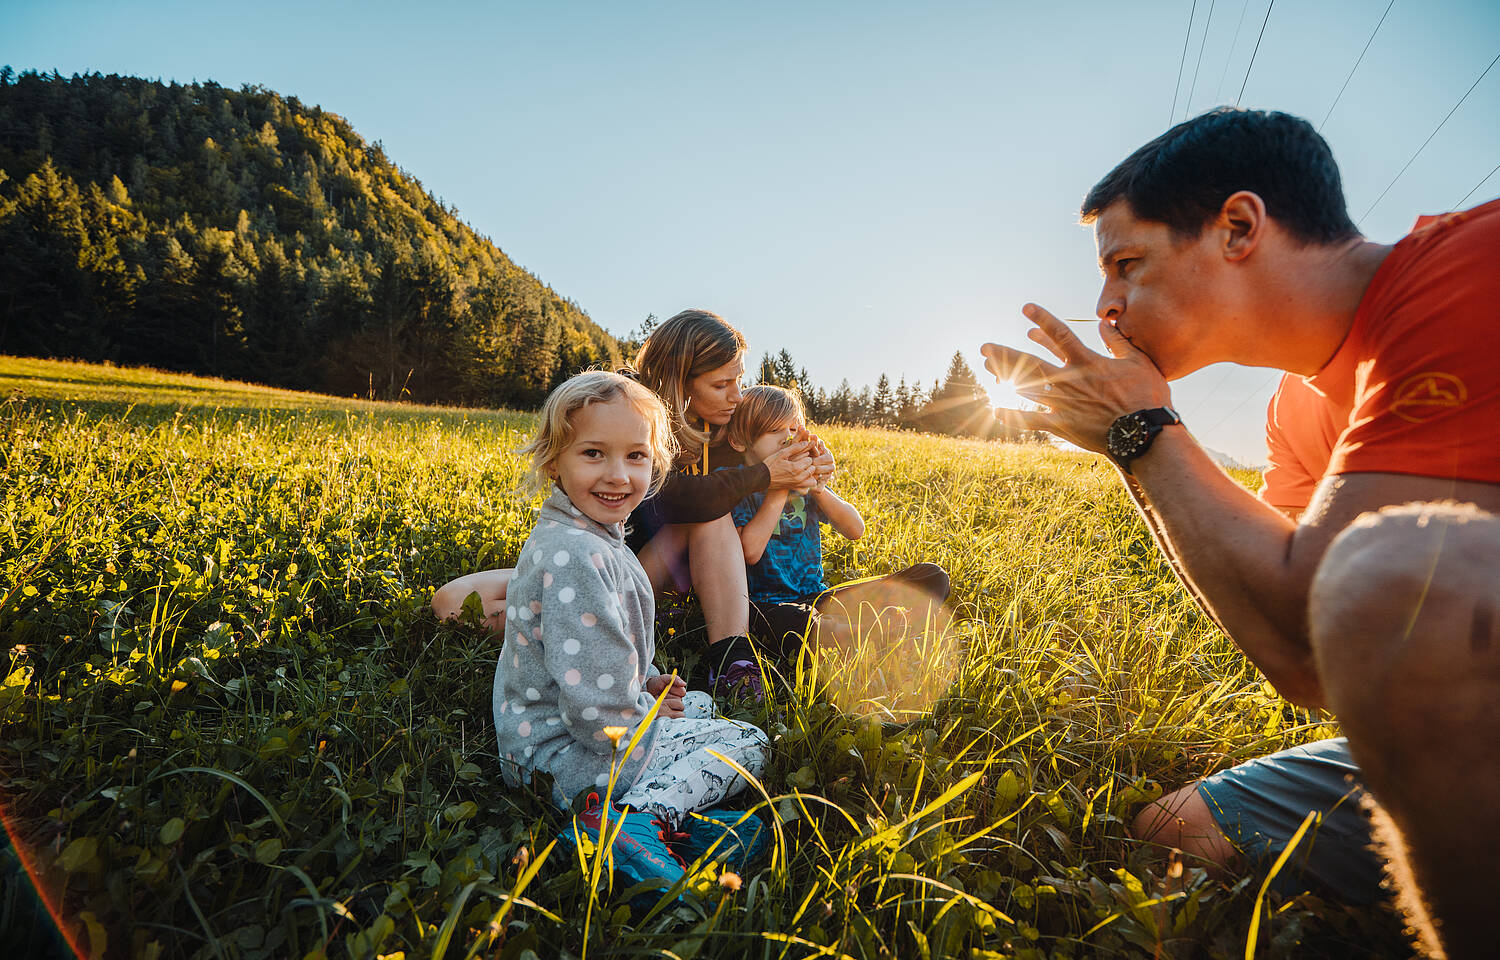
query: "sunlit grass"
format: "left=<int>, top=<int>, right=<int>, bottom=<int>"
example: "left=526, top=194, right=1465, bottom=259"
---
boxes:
left=0, top=356, right=1400, bottom=958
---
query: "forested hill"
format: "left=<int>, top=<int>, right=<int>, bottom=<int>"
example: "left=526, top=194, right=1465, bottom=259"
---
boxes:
left=0, top=69, right=622, bottom=406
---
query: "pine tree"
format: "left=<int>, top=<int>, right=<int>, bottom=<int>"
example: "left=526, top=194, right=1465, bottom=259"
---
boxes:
left=757, top=352, right=778, bottom=386
left=0, top=161, right=98, bottom=357
left=812, top=387, right=829, bottom=423
left=774, top=349, right=799, bottom=388
left=894, top=376, right=913, bottom=428
left=832, top=379, right=855, bottom=423
left=872, top=373, right=892, bottom=427
left=918, top=352, right=991, bottom=437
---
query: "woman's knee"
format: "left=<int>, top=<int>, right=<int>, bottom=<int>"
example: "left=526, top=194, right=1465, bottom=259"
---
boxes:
left=1131, top=784, right=1200, bottom=845
left=682, top=689, right=716, bottom=718
left=736, top=728, right=770, bottom=774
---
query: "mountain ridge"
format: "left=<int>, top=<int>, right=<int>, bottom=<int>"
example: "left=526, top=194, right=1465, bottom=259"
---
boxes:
left=0, top=68, right=621, bottom=406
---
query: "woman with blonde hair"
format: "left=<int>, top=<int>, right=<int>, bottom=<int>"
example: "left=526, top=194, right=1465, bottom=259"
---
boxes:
left=434, top=309, right=829, bottom=700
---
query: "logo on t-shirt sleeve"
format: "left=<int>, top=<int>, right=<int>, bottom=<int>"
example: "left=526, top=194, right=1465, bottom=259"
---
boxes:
left=1391, top=372, right=1468, bottom=422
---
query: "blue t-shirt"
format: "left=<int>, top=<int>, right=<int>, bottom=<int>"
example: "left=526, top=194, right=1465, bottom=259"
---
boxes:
left=730, top=491, right=827, bottom=603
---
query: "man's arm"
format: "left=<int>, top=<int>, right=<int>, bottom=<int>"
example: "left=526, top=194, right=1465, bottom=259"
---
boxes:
left=983, top=304, right=1500, bottom=707
left=1119, top=471, right=1231, bottom=636
left=1130, top=433, right=1500, bottom=705
left=737, top=488, right=791, bottom=564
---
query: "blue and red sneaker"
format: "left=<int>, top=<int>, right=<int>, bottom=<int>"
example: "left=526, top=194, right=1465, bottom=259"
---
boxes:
left=670, top=808, right=769, bottom=871
left=557, top=794, right=687, bottom=894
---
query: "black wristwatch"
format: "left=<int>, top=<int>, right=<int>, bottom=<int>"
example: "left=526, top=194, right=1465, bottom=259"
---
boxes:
left=1105, top=407, right=1182, bottom=473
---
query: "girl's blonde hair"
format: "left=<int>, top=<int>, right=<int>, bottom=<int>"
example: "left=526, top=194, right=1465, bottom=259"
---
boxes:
left=726, top=384, right=805, bottom=451
left=518, top=370, right=679, bottom=495
left=631, top=309, right=747, bottom=466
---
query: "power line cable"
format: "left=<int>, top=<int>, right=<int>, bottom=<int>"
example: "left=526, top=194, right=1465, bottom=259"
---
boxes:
left=1360, top=50, right=1500, bottom=223
left=1215, top=0, right=1253, bottom=102
left=1196, top=363, right=1240, bottom=410
left=1319, top=0, right=1398, bottom=130
left=1236, top=0, right=1276, bottom=105
left=1185, top=0, right=1219, bottom=119
left=1170, top=0, right=1200, bottom=125
left=1201, top=371, right=1282, bottom=437
left=1455, top=160, right=1500, bottom=209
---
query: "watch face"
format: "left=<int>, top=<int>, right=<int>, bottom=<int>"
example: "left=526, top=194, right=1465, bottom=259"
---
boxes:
left=1107, top=412, right=1149, bottom=460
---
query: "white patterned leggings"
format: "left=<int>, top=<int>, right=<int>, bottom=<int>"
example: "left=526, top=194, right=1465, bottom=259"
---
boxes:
left=612, top=691, right=769, bottom=828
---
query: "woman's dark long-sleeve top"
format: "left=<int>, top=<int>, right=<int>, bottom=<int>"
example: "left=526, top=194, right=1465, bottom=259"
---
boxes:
left=625, top=441, right=769, bottom=551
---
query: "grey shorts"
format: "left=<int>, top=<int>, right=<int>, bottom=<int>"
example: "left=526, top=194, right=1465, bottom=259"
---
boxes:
left=1198, top=737, right=1384, bottom=904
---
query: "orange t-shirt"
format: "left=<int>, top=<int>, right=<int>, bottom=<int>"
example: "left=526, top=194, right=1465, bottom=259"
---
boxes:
left=1259, top=373, right=1348, bottom=512
left=1259, top=198, right=1500, bottom=512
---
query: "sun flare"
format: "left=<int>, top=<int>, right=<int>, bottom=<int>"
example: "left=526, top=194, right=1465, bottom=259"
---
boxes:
left=986, top=381, right=1025, bottom=411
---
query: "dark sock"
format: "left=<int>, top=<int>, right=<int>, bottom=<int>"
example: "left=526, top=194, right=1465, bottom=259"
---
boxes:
left=695, top=635, right=756, bottom=684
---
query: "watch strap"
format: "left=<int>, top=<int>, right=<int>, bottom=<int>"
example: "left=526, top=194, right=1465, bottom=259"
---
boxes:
left=1137, top=407, right=1182, bottom=429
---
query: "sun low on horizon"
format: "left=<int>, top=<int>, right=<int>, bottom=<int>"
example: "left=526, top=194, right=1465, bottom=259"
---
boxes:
left=985, top=380, right=1025, bottom=414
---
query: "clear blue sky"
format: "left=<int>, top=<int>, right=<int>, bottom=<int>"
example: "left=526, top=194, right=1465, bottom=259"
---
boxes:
left=9, top=0, right=1499, bottom=463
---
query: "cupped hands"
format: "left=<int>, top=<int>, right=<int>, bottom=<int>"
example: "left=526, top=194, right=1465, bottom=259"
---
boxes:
left=763, top=438, right=818, bottom=491
left=980, top=303, right=1173, bottom=452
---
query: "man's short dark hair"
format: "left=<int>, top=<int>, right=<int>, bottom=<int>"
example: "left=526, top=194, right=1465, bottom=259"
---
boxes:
left=1081, top=107, right=1358, bottom=244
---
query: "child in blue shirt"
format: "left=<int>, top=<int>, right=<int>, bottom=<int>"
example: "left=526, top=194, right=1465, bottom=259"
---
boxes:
left=725, top=386, right=951, bottom=658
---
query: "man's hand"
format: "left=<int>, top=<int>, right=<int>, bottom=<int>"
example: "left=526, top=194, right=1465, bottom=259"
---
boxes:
left=981, top=303, right=1173, bottom=452
left=644, top=673, right=687, bottom=718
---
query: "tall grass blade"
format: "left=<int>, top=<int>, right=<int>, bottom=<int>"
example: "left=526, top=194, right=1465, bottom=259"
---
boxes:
left=1245, top=810, right=1317, bottom=958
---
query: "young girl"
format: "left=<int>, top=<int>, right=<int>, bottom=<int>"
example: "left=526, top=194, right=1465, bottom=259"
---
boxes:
left=478, top=371, right=769, bottom=890
left=725, top=385, right=952, bottom=656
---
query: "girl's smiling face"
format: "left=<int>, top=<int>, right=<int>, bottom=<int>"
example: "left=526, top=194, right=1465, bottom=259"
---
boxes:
left=685, top=356, right=746, bottom=426
left=549, top=398, right=654, bottom=525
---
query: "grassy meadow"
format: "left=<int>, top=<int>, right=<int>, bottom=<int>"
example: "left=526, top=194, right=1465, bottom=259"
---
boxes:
left=0, top=357, right=1406, bottom=959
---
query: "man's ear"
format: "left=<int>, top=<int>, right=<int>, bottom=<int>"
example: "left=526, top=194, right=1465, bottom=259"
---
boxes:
left=1219, top=190, right=1266, bottom=263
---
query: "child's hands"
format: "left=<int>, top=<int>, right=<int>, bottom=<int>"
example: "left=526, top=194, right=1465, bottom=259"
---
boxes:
left=763, top=439, right=817, bottom=491
left=806, top=433, right=836, bottom=491
left=645, top=673, right=687, bottom=718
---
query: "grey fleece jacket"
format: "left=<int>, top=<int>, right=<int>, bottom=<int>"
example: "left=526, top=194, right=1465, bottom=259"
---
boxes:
left=493, top=486, right=662, bottom=804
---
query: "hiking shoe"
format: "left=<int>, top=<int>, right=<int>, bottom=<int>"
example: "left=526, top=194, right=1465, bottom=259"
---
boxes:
left=671, top=808, right=769, bottom=870
left=701, top=636, right=764, bottom=701
left=711, top=658, right=764, bottom=700
left=557, top=794, right=687, bottom=892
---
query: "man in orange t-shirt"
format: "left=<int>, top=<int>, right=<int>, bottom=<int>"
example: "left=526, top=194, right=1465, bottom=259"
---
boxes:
left=1214, top=203, right=1500, bottom=912
left=982, top=108, right=1500, bottom=958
